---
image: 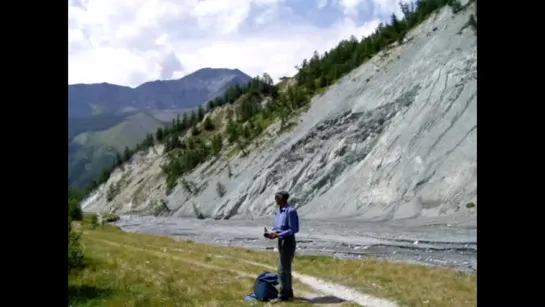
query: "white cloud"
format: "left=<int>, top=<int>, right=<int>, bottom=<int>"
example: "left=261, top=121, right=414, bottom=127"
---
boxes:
left=372, top=0, right=403, bottom=17
left=68, top=0, right=397, bottom=87
left=339, top=0, right=364, bottom=16
left=317, top=0, right=329, bottom=9
left=336, top=0, right=402, bottom=18
left=191, top=0, right=253, bottom=35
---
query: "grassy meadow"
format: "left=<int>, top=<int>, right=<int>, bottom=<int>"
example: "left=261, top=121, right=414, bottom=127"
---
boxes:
left=68, top=216, right=476, bottom=307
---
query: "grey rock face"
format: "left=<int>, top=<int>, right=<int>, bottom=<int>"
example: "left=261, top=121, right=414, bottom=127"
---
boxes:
left=81, top=5, right=477, bottom=271
left=164, top=5, right=477, bottom=223
left=83, top=5, right=477, bottom=226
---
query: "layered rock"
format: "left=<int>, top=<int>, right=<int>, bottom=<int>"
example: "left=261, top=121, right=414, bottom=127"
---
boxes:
left=83, top=3, right=477, bottom=225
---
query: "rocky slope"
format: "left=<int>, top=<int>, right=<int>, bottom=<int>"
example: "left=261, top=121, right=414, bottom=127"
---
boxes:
left=82, top=3, right=476, bottom=226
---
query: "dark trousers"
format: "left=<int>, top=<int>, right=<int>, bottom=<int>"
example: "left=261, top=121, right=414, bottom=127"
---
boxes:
left=277, top=235, right=296, bottom=299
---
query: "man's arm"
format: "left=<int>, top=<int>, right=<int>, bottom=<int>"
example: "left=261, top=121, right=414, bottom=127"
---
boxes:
left=278, top=208, right=299, bottom=239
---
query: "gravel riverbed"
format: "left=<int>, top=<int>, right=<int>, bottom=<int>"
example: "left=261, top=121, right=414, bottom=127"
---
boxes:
left=113, top=215, right=476, bottom=273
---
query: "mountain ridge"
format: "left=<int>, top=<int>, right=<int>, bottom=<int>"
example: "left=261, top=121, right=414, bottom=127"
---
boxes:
left=68, top=67, right=253, bottom=188
left=68, top=68, right=252, bottom=118
left=68, top=68, right=248, bottom=88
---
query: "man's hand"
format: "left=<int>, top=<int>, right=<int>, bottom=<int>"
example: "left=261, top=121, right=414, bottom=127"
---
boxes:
left=269, top=232, right=279, bottom=239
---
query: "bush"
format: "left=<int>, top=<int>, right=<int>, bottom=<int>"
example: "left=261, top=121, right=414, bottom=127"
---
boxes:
left=191, top=126, right=201, bottom=136
left=181, top=178, right=198, bottom=195
left=68, top=199, right=83, bottom=221
left=151, top=200, right=170, bottom=217
left=448, top=0, right=463, bottom=13
left=90, top=214, right=99, bottom=229
left=102, top=214, right=120, bottom=223
left=68, top=218, right=84, bottom=272
left=203, top=116, right=215, bottom=131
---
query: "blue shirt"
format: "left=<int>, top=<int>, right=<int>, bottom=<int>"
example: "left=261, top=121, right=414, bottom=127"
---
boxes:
left=272, top=205, right=299, bottom=239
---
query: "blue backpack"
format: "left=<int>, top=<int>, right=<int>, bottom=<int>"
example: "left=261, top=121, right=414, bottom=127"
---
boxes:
left=253, top=271, right=279, bottom=301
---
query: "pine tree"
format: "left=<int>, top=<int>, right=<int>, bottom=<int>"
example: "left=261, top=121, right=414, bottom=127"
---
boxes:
left=203, top=116, right=215, bottom=131
left=175, top=115, right=181, bottom=131
left=191, top=125, right=201, bottom=136
left=226, top=119, right=240, bottom=144
left=181, top=113, right=189, bottom=130
left=211, top=134, right=223, bottom=155
left=197, top=106, right=205, bottom=121
left=123, top=146, right=131, bottom=161
left=189, top=111, right=197, bottom=126
left=115, top=152, right=123, bottom=166
left=156, top=127, right=164, bottom=142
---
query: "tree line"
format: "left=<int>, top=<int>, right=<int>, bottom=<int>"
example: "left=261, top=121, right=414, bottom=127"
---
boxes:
left=80, top=73, right=278, bottom=195
left=76, top=0, right=465, bottom=198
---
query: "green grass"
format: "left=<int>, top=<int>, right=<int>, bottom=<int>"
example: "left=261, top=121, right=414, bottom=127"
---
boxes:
left=294, top=257, right=476, bottom=307
left=72, top=112, right=164, bottom=157
left=91, top=112, right=165, bottom=151
left=101, top=214, right=120, bottom=223
left=68, top=145, right=118, bottom=188
left=253, top=113, right=274, bottom=131
left=69, top=112, right=166, bottom=188
left=70, top=218, right=476, bottom=307
left=70, top=220, right=340, bottom=306
left=225, top=146, right=239, bottom=160
left=278, top=122, right=297, bottom=134
left=206, top=166, right=218, bottom=177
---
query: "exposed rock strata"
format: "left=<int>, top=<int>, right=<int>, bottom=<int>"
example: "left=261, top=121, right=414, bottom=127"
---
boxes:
left=82, top=4, right=477, bottom=225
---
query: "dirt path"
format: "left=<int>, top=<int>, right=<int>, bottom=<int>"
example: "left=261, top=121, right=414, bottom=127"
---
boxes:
left=89, top=237, right=344, bottom=305
left=242, top=260, right=399, bottom=307
left=89, top=236, right=398, bottom=306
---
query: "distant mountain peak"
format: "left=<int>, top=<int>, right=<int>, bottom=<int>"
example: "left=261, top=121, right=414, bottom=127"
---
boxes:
left=69, top=67, right=252, bottom=119
left=186, top=67, right=250, bottom=81
left=192, top=67, right=240, bottom=73
left=68, top=67, right=253, bottom=188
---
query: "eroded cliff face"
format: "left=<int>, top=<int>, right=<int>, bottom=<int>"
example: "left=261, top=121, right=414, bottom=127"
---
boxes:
left=82, top=3, right=476, bottom=224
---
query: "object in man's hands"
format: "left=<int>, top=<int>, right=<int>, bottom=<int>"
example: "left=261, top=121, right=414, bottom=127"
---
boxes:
left=263, top=227, right=271, bottom=238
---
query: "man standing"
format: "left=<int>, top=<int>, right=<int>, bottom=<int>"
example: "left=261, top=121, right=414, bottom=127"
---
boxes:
left=266, top=191, right=299, bottom=302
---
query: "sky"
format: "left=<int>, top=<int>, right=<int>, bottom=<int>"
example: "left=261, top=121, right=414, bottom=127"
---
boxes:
left=69, top=0, right=402, bottom=87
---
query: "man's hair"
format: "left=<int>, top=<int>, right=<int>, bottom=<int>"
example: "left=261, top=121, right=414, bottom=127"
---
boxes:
left=275, top=191, right=290, bottom=201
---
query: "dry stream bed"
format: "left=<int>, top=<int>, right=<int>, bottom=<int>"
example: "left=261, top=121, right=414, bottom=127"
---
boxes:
left=114, top=215, right=477, bottom=272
